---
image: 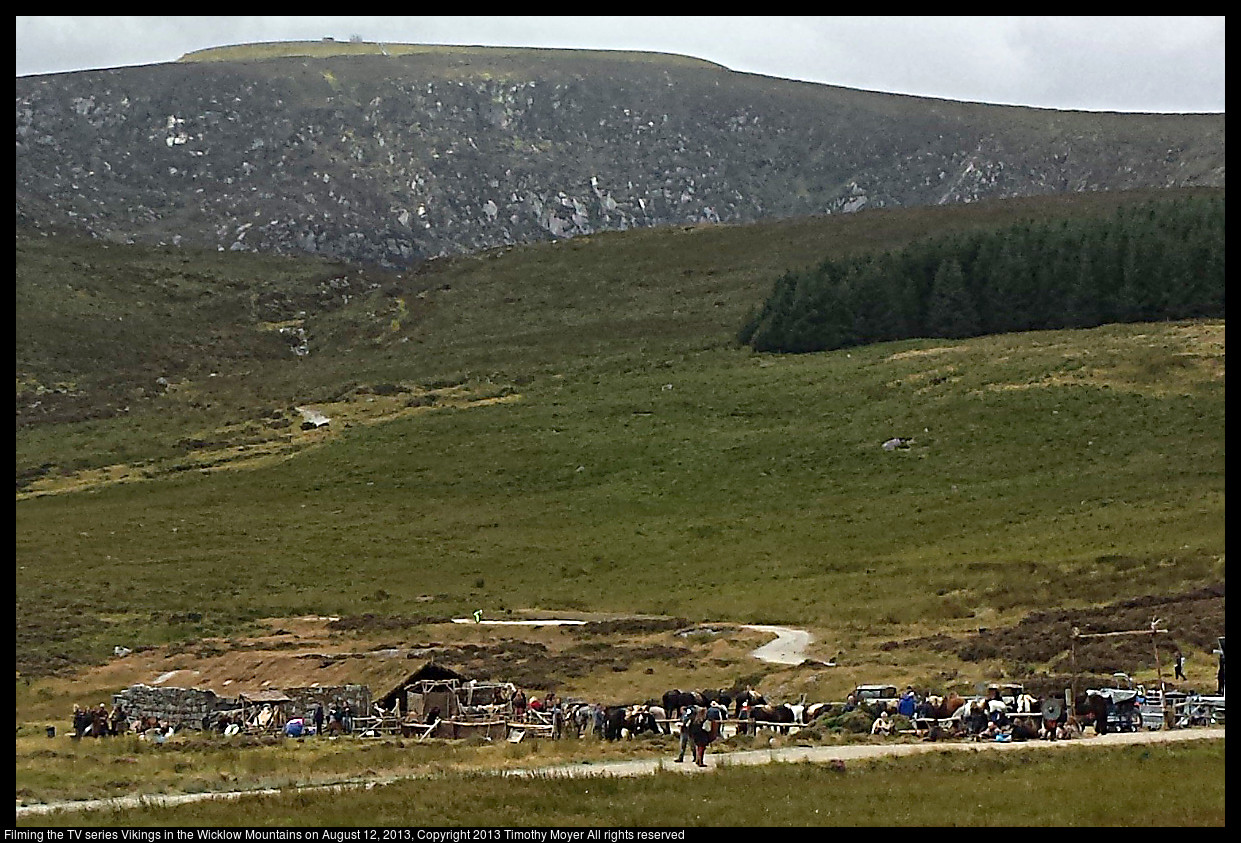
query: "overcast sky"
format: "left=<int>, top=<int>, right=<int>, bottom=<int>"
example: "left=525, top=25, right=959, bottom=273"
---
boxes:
left=15, top=16, right=1225, bottom=113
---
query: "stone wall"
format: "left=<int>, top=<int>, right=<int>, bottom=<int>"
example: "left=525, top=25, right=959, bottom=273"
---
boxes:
left=112, top=684, right=230, bottom=729
left=113, top=683, right=373, bottom=728
left=282, top=685, right=372, bottom=717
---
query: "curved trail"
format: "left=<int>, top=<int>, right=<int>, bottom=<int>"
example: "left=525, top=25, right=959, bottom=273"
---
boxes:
left=15, top=728, right=1224, bottom=819
left=451, top=619, right=586, bottom=626
left=448, top=618, right=812, bottom=663
left=741, top=624, right=814, bottom=665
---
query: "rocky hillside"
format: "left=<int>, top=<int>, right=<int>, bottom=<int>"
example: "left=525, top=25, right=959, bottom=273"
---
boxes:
left=15, top=44, right=1226, bottom=266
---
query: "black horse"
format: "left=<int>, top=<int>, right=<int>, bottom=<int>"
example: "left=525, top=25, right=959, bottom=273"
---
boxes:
left=602, top=706, right=628, bottom=741
left=624, top=707, right=660, bottom=737
left=661, top=690, right=702, bottom=718
left=700, top=689, right=733, bottom=711
left=733, top=689, right=767, bottom=718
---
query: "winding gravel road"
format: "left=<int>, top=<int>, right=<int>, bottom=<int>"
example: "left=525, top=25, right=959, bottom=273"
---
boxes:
left=741, top=624, right=815, bottom=665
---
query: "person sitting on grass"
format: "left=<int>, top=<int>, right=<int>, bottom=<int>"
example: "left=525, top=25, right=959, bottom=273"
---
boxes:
left=870, top=709, right=895, bottom=736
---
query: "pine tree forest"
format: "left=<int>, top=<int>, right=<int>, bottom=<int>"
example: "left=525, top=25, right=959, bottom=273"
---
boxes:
left=738, top=196, right=1225, bottom=353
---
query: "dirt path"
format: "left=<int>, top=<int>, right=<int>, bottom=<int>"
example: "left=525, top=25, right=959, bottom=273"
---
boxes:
left=15, top=728, right=1223, bottom=820
left=742, top=624, right=815, bottom=664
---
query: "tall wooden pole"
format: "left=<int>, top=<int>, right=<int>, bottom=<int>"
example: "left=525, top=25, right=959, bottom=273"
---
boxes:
left=1070, top=627, right=1079, bottom=725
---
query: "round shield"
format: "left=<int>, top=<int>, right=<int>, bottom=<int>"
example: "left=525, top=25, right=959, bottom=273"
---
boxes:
left=1041, top=699, right=1063, bottom=721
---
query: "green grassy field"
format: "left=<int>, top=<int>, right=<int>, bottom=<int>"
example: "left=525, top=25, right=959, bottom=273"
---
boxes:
left=14, top=189, right=1225, bottom=825
left=17, top=741, right=1226, bottom=827
left=15, top=189, right=1225, bottom=677
left=15, top=317, right=1225, bottom=676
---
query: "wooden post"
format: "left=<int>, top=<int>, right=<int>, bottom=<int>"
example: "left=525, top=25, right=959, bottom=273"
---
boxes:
left=1150, top=618, right=1166, bottom=730
left=1151, top=617, right=1165, bottom=687
left=1069, top=627, right=1079, bottom=725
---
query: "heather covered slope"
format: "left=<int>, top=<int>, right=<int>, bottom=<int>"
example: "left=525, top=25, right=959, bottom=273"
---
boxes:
left=15, top=44, right=1224, bottom=266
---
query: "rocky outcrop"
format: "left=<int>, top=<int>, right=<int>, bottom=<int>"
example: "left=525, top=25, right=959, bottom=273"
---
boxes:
left=15, top=49, right=1225, bottom=266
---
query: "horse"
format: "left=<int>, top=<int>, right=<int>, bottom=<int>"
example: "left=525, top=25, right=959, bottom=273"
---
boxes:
left=932, top=693, right=967, bottom=719
left=804, top=702, right=832, bottom=723
left=733, top=689, right=766, bottom=718
left=745, top=703, right=796, bottom=735
left=643, top=704, right=671, bottom=734
left=700, top=689, right=733, bottom=711
left=661, top=690, right=703, bottom=719
left=1074, top=692, right=1121, bottom=734
left=567, top=702, right=595, bottom=738
left=623, top=705, right=660, bottom=738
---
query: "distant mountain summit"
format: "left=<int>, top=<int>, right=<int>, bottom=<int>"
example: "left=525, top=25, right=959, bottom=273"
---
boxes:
left=15, top=43, right=1225, bottom=266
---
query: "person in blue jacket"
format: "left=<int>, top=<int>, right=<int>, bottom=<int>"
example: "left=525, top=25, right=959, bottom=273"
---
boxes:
left=898, top=687, right=918, bottom=718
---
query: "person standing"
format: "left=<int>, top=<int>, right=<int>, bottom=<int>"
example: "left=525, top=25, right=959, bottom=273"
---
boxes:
left=551, top=699, right=565, bottom=740
left=1174, top=650, right=1187, bottom=681
left=692, top=702, right=724, bottom=766
left=673, top=703, right=696, bottom=762
left=592, top=703, right=605, bottom=739
left=313, top=701, right=325, bottom=736
left=72, top=704, right=89, bottom=738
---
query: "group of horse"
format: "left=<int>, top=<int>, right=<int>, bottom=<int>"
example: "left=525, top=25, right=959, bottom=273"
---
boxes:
left=558, top=687, right=818, bottom=742
left=558, top=685, right=1134, bottom=743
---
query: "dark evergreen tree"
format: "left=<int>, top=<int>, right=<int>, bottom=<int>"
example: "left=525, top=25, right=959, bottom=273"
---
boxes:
left=739, top=195, right=1224, bottom=354
left=926, top=259, right=979, bottom=339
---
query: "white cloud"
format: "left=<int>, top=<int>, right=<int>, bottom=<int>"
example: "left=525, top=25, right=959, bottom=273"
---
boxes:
left=14, top=16, right=1225, bottom=113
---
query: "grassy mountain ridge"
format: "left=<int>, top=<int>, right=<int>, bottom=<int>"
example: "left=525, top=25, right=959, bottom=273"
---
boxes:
left=179, top=41, right=731, bottom=72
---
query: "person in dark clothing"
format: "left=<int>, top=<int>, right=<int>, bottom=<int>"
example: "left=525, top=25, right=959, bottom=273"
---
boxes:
left=1174, top=650, right=1187, bottom=681
left=313, top=702, right=325, bottom=736
left=110, top=704, right=127, bottom=736
left=691, top=703, right=724, bottom=766
left=673, top=704, right=697, bottom=762
left=72, top=704, right=90, bottom=738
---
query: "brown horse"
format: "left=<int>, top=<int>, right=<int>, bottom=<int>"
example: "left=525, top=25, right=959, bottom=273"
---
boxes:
left=934, top=693, right=967, bottom=719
